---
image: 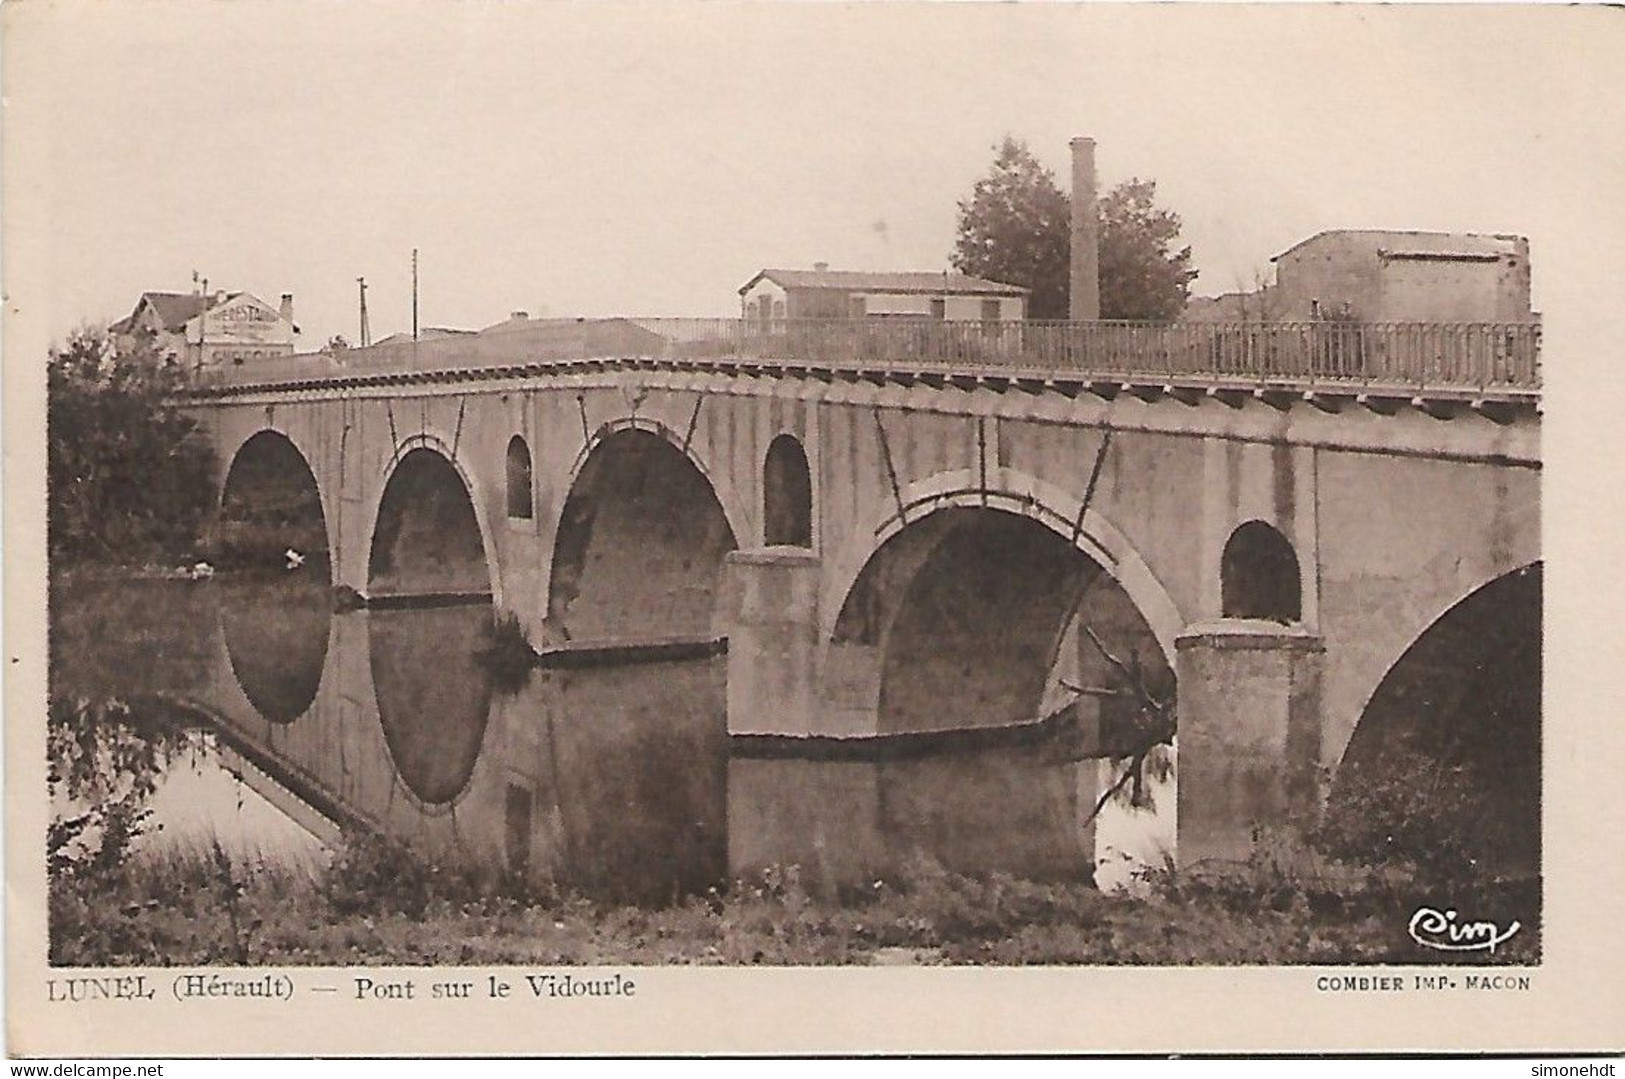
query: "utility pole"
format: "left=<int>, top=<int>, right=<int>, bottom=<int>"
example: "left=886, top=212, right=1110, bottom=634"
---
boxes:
left=357, top=276, right=371, bottom=348
left=412, top=249, right=419, bottom=341
left=196, top=273, right=210, bottom=370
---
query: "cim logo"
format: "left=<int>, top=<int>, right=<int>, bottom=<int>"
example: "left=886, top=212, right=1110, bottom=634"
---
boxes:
left=1408, top=906, right=1521, bottom=954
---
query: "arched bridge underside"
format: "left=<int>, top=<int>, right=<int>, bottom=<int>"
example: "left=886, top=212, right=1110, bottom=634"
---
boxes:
left=191, top=355, right=1538, bottom=865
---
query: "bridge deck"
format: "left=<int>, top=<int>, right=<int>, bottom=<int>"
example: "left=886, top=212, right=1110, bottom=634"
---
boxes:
left=187, top=317, right=1541, bottom=406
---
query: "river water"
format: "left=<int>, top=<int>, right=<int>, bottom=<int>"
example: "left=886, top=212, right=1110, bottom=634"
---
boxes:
left=48, top=571, right=1173, bottom=906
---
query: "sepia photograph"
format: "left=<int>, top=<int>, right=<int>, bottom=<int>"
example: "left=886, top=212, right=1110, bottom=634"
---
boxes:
left=6, top=0, right=1622, bottom=1058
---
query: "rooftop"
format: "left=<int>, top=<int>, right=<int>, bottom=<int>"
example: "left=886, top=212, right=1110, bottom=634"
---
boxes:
left=740, top=268, right=1029, bottom=297
left=110, top=291, right=221, bottom=334
left=1272, top=230, right=1525, bottom=263
left=476, top=315, right=668, bottom=339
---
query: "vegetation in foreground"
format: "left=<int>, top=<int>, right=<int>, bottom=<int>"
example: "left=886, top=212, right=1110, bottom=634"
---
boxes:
left=49, top=816, right=1540, bottom=968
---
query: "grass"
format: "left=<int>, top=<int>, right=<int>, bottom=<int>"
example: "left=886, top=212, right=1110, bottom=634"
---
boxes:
left=49, top=830, right=1541, bottom=968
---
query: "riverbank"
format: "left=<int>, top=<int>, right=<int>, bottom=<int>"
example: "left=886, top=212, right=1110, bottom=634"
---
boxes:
left=50, top=832, right=1540, bottom=967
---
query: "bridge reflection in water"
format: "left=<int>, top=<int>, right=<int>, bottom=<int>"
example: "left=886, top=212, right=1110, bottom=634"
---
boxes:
left=66, top=574, right=1170, bottom=905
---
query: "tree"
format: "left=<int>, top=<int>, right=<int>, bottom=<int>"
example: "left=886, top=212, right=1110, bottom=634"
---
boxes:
left=1097, top=178, right=1198, bottom=321
left=951, top=137, right=1071, bottom=319
left=951, top=137, right=1198, bottom=321
left=47, top=327, right=216, bottom=564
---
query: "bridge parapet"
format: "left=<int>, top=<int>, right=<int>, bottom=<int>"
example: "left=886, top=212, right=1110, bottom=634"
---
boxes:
left=187, top=317, right=1540, bottom=402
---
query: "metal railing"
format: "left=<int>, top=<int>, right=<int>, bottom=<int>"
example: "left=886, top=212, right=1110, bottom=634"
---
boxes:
left=190, top=317, right=1542, bottom=393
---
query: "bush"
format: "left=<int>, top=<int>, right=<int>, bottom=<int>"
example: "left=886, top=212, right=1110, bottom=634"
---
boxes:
left=1315, top=739, right=1512, bottom=888
left=323, top=831, right=543, bottom=919
left=476, top=611, right=539, bottom=694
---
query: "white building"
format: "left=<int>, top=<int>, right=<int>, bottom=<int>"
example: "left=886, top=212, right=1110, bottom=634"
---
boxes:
left=738, top=265, right=1028, bottom=325
left=111, top=289, right=299, bottom=367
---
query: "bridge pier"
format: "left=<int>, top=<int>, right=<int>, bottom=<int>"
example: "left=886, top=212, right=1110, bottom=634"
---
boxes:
left=720, top=548, right=823, bottom=737
left=1175, top=620, right=1324, bottom=867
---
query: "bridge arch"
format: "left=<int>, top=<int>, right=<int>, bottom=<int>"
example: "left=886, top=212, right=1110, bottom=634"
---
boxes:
left=363, top=434, right=499, bottom=603
left=763, top=433, right=813, bottom=548
left=1324, top=560, right=1541, bottom=879
left=549, top=422, right=739, bottom=641
left=214, top=428, right=332, bottom=577
left=827, top=469, right=1182, bottom=735
left=564, top=416, right=749, bottom=544
left=505, top=434, right=534, bottom=519
left=1221, top=520, right=1302, bottom=622
left=829, top=467, right=1183, bottom=656
left=212, top=429, right=333, bottom=723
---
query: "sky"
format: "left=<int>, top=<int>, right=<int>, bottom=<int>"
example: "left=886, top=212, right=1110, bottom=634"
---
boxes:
left=5, top=2, right=1623, bottom=356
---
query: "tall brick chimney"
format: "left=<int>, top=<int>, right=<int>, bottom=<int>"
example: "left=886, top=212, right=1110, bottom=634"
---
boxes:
left=279, top=293, right=294, bottom=323
left=1069, top=136, right=1101, bottom=321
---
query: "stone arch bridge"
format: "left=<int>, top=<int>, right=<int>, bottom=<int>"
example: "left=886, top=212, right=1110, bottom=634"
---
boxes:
left=186, top=317, right=1541, bottom=865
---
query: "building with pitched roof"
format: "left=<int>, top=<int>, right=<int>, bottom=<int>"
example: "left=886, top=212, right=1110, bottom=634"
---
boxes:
left=738, top=264, right=1028, bottom=324
left=111, top=288, right=300, bottom=367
